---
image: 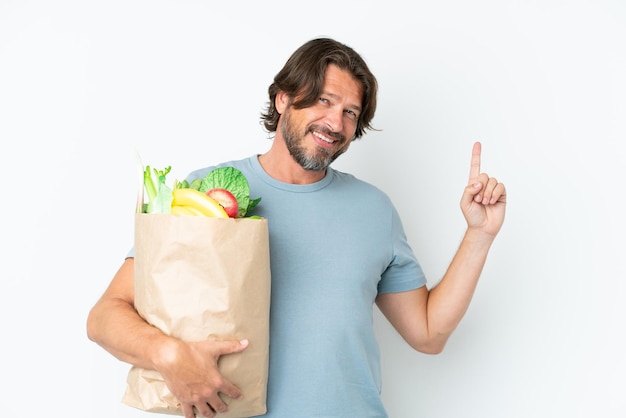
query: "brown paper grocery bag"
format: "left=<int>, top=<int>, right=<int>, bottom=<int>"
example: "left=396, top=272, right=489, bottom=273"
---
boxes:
left=122, top=213, right=271, bottom=417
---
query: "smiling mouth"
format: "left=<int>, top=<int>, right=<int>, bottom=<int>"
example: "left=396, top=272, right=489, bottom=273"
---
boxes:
left=309, top=126, right=343, bottom=147
left=312, top=130, right=336, bottom=144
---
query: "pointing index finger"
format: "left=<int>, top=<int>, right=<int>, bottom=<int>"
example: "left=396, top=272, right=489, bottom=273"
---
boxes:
left=469, top=141, right=482, bottom=181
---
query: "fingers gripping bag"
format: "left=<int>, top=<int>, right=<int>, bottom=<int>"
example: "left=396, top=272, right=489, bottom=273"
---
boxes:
left=122, top=164, right=271, bottom=417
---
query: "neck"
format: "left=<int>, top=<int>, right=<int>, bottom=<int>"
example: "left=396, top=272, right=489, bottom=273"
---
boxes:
left=258, top=138, right=327, bottom=185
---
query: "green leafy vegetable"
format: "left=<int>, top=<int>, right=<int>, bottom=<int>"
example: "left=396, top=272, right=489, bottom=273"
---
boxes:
left=199, top=167, right=261, bottom=218
left=143, top=165, right=173, bottom=214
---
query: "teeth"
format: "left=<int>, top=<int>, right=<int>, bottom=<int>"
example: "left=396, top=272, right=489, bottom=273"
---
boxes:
left=313, top=131, right=334, bottom=143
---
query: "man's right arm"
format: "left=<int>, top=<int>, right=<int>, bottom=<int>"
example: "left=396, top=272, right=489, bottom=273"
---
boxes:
left=86, top=257, right=169, bottom=368
left=86, top=257, right=249, bottom=418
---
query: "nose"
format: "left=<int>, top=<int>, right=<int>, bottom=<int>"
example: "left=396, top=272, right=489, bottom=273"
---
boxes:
left=324, top=107, right=344, bottom=133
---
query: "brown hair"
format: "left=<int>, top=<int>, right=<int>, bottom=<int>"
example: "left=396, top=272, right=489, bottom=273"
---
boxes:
left=260, top=38, right=378, bottom=140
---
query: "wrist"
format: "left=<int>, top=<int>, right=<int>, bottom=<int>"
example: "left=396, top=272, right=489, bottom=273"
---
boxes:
left=463, top=227, right=497, bottom=248
left=151, top=335, right=181, bottom=372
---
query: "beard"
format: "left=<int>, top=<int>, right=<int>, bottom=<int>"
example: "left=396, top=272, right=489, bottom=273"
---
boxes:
left=280, top=108, right=348, bottom=172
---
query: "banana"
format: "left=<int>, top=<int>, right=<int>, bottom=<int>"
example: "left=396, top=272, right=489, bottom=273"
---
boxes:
left=179, top=205, right=205, bottom=216
left=171, top=188, right=229, bottom=218
left=171, top=205, right=202, bottom=216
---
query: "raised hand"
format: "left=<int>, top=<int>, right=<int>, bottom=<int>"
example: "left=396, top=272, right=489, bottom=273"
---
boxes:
left=460, top=142, right=506, bottom=238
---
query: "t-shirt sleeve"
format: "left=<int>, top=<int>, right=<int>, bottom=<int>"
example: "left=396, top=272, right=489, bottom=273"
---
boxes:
left=377, top=205, right=427, bottom=294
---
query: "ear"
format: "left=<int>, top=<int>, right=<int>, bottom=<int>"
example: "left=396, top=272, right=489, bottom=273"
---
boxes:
left=275, top=91, right=289, bottom=115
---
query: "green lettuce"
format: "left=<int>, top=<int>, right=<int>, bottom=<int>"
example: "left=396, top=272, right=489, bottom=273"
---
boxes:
left=198, top=167, right=261, bottom=218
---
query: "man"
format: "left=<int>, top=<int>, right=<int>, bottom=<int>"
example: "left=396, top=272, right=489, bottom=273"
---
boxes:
left=87, top=37, right=506, bottom=418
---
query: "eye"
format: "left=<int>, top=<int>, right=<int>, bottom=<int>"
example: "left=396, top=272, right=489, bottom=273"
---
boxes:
left=344, top=109, right=358, bottom=121
left=319, top=97, right=330, bottom=104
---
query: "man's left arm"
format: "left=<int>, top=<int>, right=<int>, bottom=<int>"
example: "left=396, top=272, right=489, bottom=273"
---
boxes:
left=376, top=142, right=506, bottom=354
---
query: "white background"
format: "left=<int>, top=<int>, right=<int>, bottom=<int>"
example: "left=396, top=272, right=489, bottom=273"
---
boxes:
left=1, top=0, right=624, bottom=417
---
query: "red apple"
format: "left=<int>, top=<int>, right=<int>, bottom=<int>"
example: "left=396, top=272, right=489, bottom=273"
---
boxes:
left=206, top=188, right=238, bottom=218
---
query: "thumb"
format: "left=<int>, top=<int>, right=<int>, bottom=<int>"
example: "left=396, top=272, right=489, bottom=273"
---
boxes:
left=215, top=338, right=249, bottom=356
left=461, top=181, right=482, bottom=207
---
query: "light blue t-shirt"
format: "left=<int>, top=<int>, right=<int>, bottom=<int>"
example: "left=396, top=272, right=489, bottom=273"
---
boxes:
left=130, top=155, right=426, bottom=417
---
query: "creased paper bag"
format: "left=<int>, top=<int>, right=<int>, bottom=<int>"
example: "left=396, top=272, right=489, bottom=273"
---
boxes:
left=122, top=213, right=271, bottom=417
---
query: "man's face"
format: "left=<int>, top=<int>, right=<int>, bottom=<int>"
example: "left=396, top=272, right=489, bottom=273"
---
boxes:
left=277, top=64, right=363, bottom=171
